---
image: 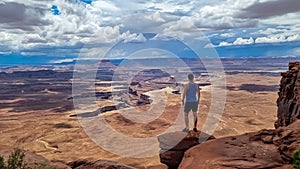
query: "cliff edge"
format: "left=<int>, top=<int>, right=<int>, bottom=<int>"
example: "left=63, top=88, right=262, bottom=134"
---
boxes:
left=177, top=62, right=300, bottom=169
left=276, top=62, right=300, bottom=128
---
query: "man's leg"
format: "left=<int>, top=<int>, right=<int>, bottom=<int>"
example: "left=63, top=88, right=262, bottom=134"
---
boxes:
left=193, top=111, right=198, bottom=132
left=184, top=112, right=189, bottom=129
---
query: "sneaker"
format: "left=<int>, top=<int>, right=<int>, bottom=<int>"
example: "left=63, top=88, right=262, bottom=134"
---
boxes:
left=193, top=128, right=198, bottom=132
left=182, top=128, right=189, bottom=132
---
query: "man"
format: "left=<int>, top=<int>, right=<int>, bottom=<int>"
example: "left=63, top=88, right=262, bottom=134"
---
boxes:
left=182, top=74, right=200, bottom=132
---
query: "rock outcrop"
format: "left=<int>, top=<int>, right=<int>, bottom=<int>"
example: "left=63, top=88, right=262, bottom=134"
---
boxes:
left=0, top=145, right=70, bottom=169
left=136, top=94, right=152, bottom=106
left=158, top=131, right=215, bottom=169
left=0, top=145, right=137, bottom=169
left=177, top=62, right=300, bottom=169
left=179, top=120, right=300, bottom=169
left=276, top=62, right=300, bottom=128
left=68, top=159, right=137, bottom=169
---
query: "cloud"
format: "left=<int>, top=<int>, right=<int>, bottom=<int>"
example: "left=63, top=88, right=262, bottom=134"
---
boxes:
left=49, top=58, right=75, bottom=64
left=233, top=37, right=254, bottom=45
left=237, top=0, right=300, bottom=19
left=287, top=34, right=300, bottom=42
left=145, top=11, right=166, bottom=22
left=150, top=33, right=178, bottom=41
left=220, top=33, right=235, bottom=38
left=162, top=16, right=199, bottom=39
left=1, top=0, right=300, bottom=60
left=255, top=34, right=300, bottom=44
left=217, top=37, right=254, bottom=47
left=117, top=11, right=177, bottom=33
left=218, top=41, right=232, bottom=47
left=0, top=0, right=138, bottom=57
left=256, top=27, right=288, bottom=35
left=123, top=33, right=147, bottom=43
left=189, top=0, right=259, bottom=30
left=0, top=2, right=50, bottom=30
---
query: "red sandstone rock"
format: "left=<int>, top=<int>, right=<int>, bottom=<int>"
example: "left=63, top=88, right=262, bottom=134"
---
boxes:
left=179, top=120, right=300, bottom=169
left=158, top=131, right=215, bottom=169
left=276, top=62, right=300, bottom=128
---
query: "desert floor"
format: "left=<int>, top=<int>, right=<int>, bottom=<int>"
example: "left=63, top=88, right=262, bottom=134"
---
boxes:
left=0, top=73, right=280, bottom=168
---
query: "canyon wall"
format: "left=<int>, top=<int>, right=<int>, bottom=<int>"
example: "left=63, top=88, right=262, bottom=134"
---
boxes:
left=275, top=62, right=300, bottom=128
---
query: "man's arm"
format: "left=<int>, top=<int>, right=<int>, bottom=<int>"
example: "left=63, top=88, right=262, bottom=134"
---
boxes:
left=182, top=84, right=188, bottom=105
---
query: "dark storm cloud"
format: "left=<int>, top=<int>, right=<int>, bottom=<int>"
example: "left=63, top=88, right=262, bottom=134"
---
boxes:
left=237, top=0, right=300, bottom=19
left=0, top=2, right=49, bottom=31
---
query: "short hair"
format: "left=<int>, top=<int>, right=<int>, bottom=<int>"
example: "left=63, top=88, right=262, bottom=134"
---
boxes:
left=188, top=74, right=194, bottom=80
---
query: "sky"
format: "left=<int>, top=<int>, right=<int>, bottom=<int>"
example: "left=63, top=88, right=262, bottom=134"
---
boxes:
left=0, top=0, right=300, bottom=65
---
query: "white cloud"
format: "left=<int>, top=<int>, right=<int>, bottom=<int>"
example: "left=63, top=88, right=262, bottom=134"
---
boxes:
left=145, top=11, right=165, bottom=22
left=0, top=0, right=138, bottom=56
left=220, top=33, right=235, bottom=38
left=218, top=41, right=232, bottom=47
left=217, top=37, right=254, bottom=47
left=49, top=58, right=75, bottom=64
left=255, top=34, right=300, bottom=44
left=123, top=33, right=147, bottom=43
left=287, top=34, right=300, bottom=42
left=162, top=16, right=200, bottom=39
left=233, top=37, right=254, bottom=45
left=190, top=0, right=259, bottom=30
left=216, top=33, right=300, bottom=46
left=257, top=27, right=288, bottom=35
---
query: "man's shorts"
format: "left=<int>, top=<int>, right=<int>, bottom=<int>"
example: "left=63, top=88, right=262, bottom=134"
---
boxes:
left=184, top=102, right=198, bottom=113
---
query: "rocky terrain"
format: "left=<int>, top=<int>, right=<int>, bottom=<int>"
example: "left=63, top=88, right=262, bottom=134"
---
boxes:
left=0, top=145, right=137, bottom=169
left=179, top=120, right=300, bottom=169
left=276, top=62, right=300, bottom=128
left=158, top=131, right=215, bottom=169
left=157, top=62, right=300, bottom=169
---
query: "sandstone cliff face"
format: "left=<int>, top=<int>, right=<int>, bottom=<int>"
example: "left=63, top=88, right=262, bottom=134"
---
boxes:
left=179, top=120, right=300, bottom=169
left=276, top=62, right=300, bottom=128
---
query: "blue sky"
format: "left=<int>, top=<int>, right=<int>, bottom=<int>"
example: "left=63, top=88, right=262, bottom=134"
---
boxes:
left=0, top=0, right=300, bottom=65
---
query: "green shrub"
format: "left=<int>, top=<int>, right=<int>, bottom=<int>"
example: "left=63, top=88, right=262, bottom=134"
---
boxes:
left=294, top=150, right=300, bottom=169
left=7, top=148, right=28, bottom=169
left=0, top=149, right=56, bottom=169
left=0, top=156, right=5, bottom=169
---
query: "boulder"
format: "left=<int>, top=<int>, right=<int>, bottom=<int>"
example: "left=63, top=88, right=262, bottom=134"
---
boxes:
left=158, top=131, right=215, bottom=169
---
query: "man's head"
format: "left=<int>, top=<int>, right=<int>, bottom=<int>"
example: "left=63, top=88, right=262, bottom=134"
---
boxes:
left=188, top=74, right=194, bottom=81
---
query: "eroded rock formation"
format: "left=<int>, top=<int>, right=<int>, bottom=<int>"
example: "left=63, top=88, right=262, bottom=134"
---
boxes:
left=276, top=62, right=300, bottom=128
left=158, top=131, right=215, bottom=169
left=179, top=120, right=300, bottom=169
left=137, top=94, right=152, bottom=106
